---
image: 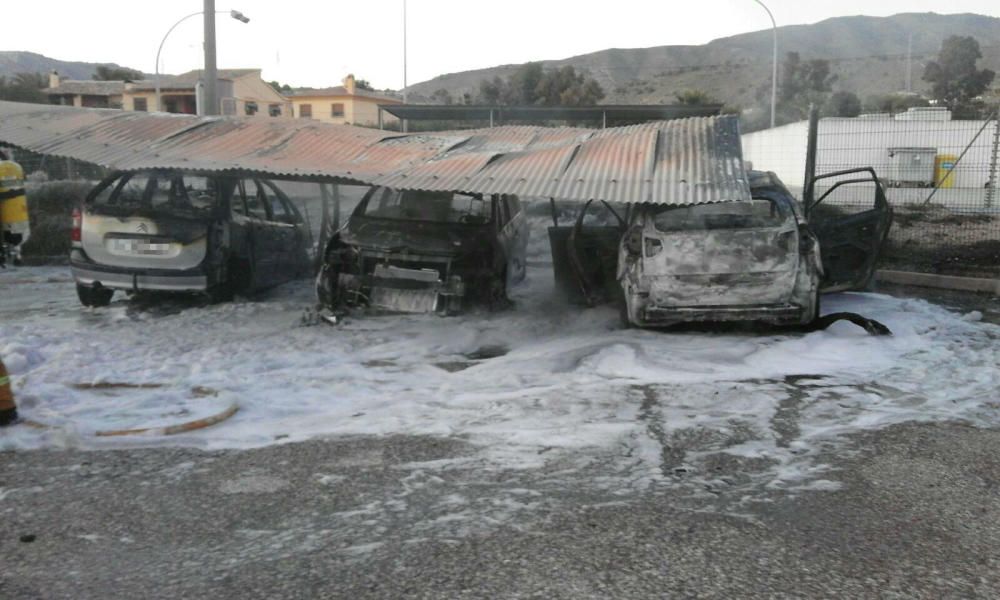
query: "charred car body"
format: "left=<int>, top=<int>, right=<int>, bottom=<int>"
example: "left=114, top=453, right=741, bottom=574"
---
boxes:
left=551, top=168, right=892, bottom=328
left=316, top=186, right=528, bottom=314
left=72, top=170, right=311, bottom=306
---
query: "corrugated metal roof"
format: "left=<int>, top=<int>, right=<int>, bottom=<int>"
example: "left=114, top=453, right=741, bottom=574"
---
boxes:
left=0, top=101, right=750, bottom=205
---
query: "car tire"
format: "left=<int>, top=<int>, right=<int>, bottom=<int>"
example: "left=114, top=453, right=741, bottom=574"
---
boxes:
left=77, top=283, right=113, bottom=307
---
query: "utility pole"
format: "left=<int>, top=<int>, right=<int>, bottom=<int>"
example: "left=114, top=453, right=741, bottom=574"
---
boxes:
left=203, top=0, right=219, bottom=116
left=905, top=33, right=913, bottom=93
left=402, top=0, right=409, bottom=132
left=752, top=0, right=777, bottom=129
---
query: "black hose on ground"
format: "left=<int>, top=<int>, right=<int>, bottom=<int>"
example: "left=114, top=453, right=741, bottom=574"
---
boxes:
left=804, top=312, right=892, bottom=336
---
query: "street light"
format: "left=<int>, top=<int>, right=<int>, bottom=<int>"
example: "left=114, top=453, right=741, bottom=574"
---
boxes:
left=752, top=0, right=777, bottom=129
left=154, top=8, right=249, bottom=113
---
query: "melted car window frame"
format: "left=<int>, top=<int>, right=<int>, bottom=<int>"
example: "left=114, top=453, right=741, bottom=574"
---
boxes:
left=358, top=187, right=491, bottom=225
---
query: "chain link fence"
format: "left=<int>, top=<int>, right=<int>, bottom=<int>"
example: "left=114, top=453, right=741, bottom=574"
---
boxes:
left=743, top=107, right=1000, bottom=278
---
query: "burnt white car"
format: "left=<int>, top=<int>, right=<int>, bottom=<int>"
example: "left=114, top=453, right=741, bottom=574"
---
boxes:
left=551, top=168, right=892, bottom=328
left=71, top=170, right=311, bottom=306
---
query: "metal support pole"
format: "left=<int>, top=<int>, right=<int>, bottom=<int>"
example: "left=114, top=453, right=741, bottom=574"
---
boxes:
left=803, top=105, right=819, bottom=216
left=489, top=109, right=494, bottom=128
left=602, top=110, right=607, bottom=129
left=378, top=107, right=384, bottom=130
left=752, top=0, right=777, bottom=129
left=401, top=0, right=408, bottom=133
left=156, top=10, right=202, bottom=113
left=203, top=0, right=219, bottom=116
left=987, top=111, right=999, bottom=209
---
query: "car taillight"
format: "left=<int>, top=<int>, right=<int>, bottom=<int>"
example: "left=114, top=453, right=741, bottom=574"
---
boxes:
left=71, top=208, right=82, bottom=242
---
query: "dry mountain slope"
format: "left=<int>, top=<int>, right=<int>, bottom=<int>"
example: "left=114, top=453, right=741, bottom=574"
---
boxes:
left=408, top=12, right=1000, bottom=107
left=0, top=51, right=145, bottom=81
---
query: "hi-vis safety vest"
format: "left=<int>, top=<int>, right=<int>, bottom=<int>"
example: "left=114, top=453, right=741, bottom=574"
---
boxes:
left=0, top=158, right=29, bottom=236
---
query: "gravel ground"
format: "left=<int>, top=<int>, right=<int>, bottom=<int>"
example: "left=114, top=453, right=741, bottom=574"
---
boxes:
left=3, top=421, right=1000, bottom=599
left=1, top=283, right=998, bottom=599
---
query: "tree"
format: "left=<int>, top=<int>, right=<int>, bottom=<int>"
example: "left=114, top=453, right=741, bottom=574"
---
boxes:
left=533, top=66, right=604, bottom=106
left=505, top=62, right=544, bottom=105
left=923, top=35, right=995, bottom=117
left=476, top=76, right=506, bottom=104
left=267, top=80, right=293, bottom=93
left=430, top=88, right=454, bottom=105
left=475, top=63, right=604, bottom=106
left=0, top=72, right=47, bottom=104
left=92, top=65, right=143, bottom=81
left=775, top=52, right=839, bottom=122
left=823, top=91, right=862, bottom=117
left=355, top=79, right=374, bottom=91
left=780, top=52, right=835, bottom=103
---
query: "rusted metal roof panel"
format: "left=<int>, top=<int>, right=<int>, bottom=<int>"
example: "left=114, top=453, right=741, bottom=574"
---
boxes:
left=0, top=101, right=749, bottom=205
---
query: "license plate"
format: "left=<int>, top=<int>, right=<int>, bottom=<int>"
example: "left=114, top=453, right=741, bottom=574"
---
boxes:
left=110, top=239, right=172, bottom=255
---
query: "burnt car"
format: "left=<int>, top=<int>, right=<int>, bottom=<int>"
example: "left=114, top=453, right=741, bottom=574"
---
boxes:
left=71, top=170, right=312, bottom=306
left=551, top=167, right=892, bottom=328
left=316, top=186, right=528, bottom=314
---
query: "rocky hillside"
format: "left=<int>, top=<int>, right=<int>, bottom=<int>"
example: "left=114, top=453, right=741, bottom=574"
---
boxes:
left=0, top=51, right=145, bottom=81
left=408, top=13, right=1000, bottom=107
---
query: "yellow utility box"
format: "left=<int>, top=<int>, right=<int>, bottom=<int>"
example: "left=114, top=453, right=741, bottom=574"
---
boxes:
left=935, top=154, right=958, bottom=189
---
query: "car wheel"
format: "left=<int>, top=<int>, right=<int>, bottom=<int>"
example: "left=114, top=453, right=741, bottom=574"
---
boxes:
left=77, top=283, right=113, bottom=307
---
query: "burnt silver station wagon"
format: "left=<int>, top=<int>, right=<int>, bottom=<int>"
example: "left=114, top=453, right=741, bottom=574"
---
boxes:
left=551, top=168, right=892, bottom=329
left=71, top=170, right=311, bottom=306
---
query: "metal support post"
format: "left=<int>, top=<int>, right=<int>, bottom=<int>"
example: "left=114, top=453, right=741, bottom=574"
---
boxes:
left=986, top=111, right=999, bottom=209
left=203, top=0, right=219, bottom=116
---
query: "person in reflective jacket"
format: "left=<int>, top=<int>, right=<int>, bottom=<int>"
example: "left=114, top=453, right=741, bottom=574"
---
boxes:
left=0, top=148, right=29, bottom=267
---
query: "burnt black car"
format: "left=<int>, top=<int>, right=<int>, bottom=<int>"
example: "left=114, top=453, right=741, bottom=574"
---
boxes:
left=71, top=170, right=312, bottom=306
left=316, top=186, right=529, bottom=314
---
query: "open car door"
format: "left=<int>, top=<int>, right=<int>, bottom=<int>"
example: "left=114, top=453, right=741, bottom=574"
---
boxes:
left=548, top=199, right=625, bottom=305
left=806, top=167, right=893, bottom=293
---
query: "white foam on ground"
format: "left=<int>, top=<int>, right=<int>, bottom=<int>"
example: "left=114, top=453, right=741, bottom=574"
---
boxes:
left=2, top=244, right=998, bottom=495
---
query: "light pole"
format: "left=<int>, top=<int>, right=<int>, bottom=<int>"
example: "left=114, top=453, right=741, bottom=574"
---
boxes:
left=154, top=7, right=249, bottom=113
left=402, top=0, right=408, bottom=132
left=752, top=0, right=777, bottom=129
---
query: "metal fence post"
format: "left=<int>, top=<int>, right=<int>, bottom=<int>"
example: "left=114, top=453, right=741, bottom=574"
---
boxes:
left=986, top=110, right=999, bottom=209
left=802, top=105, right=819, bottom=216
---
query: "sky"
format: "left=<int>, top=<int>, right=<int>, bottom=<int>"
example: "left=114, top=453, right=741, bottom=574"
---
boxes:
left=5, top=1, right=999, bottom=89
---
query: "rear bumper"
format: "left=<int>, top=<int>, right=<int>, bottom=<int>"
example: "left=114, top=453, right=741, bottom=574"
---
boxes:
left=641, top=303, right=807, bottom=326
left=70, top=250, right=208, bottom=292
left=336, top=265, right=465, bottom=314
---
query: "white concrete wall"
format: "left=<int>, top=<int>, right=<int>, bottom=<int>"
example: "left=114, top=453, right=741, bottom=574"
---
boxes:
left=742, top=117, right=998, bottom=190
left=741, top=121, right=809, bottom=190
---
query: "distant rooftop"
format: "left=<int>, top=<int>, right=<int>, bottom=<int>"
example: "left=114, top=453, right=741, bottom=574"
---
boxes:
left=43, top=80, right=126, bottom=96
left=289, top=86, right=402, bottom=102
